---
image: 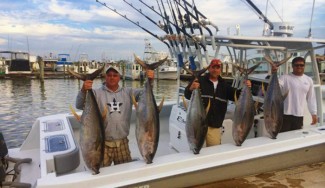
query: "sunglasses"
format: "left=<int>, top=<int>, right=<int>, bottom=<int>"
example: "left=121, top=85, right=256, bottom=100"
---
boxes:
left=293, top=64, right=305, bottom=67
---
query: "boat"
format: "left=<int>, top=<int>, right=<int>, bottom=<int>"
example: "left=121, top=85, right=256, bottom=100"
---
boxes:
left=143, top=39, right=178, bottom=80
left=55, top=54, right=74, bottom=72
left=75, top=53, right=101, bottom=74
left=0, top=51, right=32, bottom=73
left=2, top=1, right=325, bottom=187
left=156, top=59, right=178, bottom=80
left=123, top=60, right=144, bottom=80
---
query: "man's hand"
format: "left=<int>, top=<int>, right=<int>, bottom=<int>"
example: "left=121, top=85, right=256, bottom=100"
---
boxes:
left=81, top=80, right=93, bottom=92
left=189, top=79, right=200, bottom=91
left=311, top=114, right=317, bottom=125
left=245, top=80, right=252, bottom=88
left=146, top=70, right=154, bottom=80
left=271, top=65, right=278, bottom=73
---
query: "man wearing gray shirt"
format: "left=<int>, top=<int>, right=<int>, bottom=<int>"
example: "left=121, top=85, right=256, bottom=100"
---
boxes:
left=76, top=66, right=154, bottom=166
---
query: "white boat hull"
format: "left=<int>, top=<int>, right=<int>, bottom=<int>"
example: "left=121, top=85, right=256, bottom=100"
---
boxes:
left=5, top=101, right=325, bottom=187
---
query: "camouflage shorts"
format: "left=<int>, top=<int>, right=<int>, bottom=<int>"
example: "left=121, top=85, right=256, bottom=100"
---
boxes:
left=103, top=138, right=132, bottom=166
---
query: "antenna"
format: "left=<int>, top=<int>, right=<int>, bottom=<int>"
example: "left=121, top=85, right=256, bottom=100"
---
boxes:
left=307, top=0, right=316, bottom=38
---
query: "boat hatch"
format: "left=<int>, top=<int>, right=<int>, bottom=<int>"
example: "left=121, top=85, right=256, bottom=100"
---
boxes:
left=44, top=120, right=64, bottom=132
left=45, top=135, right=70, bottom=153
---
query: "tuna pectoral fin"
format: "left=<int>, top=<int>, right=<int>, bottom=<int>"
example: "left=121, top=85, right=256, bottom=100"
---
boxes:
left=182, top=96, right=188, bottom=110
left=101, top=106, right=108, bottom=121
left=158, top=97, right=165, bottom=113
left=261, top=82, right=265, bottom=95
left=132, top=95, right=138, bottom=109
left=69, top=105, right=81, bottom=122
left=205, top=99, right=211, bottom=114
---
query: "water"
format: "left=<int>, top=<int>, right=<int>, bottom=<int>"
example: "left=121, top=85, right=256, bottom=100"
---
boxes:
left=0, top=78, right=185, bottom=148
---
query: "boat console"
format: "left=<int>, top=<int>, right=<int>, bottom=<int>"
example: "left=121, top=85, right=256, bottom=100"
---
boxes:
left=38, top=114, right=80, bottom=176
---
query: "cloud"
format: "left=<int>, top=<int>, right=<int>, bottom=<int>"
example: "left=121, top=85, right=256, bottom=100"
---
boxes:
left=0, top=0, right=325, bottom=60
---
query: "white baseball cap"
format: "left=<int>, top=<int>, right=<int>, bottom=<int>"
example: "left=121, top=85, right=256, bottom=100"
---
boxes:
left=105, top=65, right=121, bottom=75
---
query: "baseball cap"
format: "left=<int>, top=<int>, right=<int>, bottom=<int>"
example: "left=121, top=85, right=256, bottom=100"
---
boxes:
left=210, top=59, right=222, bottom=67
left=105, top=65, right=121, bottom=75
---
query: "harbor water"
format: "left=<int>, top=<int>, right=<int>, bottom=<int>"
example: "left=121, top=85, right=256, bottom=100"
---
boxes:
left=0, top=78, right=186, bottom=149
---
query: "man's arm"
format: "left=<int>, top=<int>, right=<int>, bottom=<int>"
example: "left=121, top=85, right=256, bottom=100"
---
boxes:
left=184, top=79, right=198, bottom=99
left=76, top=80, right=93, bottom=110
left=306, top=79, right=317, bottom=125
left=76, top=91, right=86, bottom=110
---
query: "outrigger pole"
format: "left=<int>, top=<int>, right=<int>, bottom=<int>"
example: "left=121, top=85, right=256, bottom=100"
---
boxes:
left=95, top=0, right=173, bottom=56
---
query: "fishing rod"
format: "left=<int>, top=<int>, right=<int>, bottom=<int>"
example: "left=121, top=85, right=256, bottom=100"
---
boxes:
left=174, top=0, right=217, bottom=50
left=122, top=0, right=177, bottom=58
left=179, top=0, right=210, bottom=68
left=155, top=0, right=184, bottom=106
left=165, top=0, right=189, bottom=61
left=95, top=0, right=173, bottom=56
left=180, top=0, right=219, bottom=31
left=139, top=0, right=206, bottom=51
left=168, top=0, right=197, bottom=69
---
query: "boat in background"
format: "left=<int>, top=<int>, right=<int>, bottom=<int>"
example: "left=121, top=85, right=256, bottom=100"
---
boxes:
left=123, top=60, right=144, bottom=80
left=75, top=53, right=102, bottom=74
left=143, top=39, right=177, bottom=80
left=55, top=54, right=74, bottom=72
left=0, top=51, right=32, bottom=73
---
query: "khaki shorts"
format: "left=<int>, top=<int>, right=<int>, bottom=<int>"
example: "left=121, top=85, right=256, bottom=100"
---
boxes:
left=103, top=138, right=132, bottom=166
left=206, top=127, right=221, bottom=147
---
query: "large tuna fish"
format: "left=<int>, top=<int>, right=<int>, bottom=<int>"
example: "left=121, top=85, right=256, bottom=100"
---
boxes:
left=68, top=67, right=106, bottom=174
left=263, top=55, right=291, bottom=139
left=133, top=55, right=166, bottom=164
left=232, top=63, right=261, bottom=146
left=182, top=66, right=210, bottom=154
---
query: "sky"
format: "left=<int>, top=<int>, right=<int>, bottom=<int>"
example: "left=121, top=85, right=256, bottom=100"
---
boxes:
left=0, top=0, right=324, bottom=62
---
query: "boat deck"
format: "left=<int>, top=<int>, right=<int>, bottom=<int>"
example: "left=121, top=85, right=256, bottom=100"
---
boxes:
left=192, top=161, right=325, bottom=188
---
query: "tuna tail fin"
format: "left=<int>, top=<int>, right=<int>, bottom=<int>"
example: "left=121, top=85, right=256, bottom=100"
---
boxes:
left=182, top=66, right=208, bottom=79
left=182, top=96, right=188, bottom=110
left=205, top=98, right=211, bottom=114
left=246, top=62, right=262, bottom=75
left=87, top=66, right=105, bottom=80
left=67, top=69, right=87, bottom=81
left=134, top=54, right=149, bottom=70
left=69, top=104, right=81, bottom=122
left=264, top=53, right=292, bottom=68
left=134, top=54, right=168, bottom=71
left=148, top=56, right=168, bottom=70
left=132, top=95, right=138, bottom=109
left=158, top=97, right=165, bottom=113
left=67, top=66, right=104, bottom=81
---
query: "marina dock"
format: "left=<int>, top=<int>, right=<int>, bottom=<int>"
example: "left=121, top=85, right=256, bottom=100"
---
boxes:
left=0, top=72, right=76, bottom=79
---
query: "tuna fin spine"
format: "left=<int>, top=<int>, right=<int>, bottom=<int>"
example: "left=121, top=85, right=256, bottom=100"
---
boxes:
left=132, top=95, right=138, bottom=109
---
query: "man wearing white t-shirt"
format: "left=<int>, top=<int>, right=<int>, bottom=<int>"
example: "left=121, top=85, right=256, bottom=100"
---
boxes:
left=272, top=57, right=317, bottom=132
